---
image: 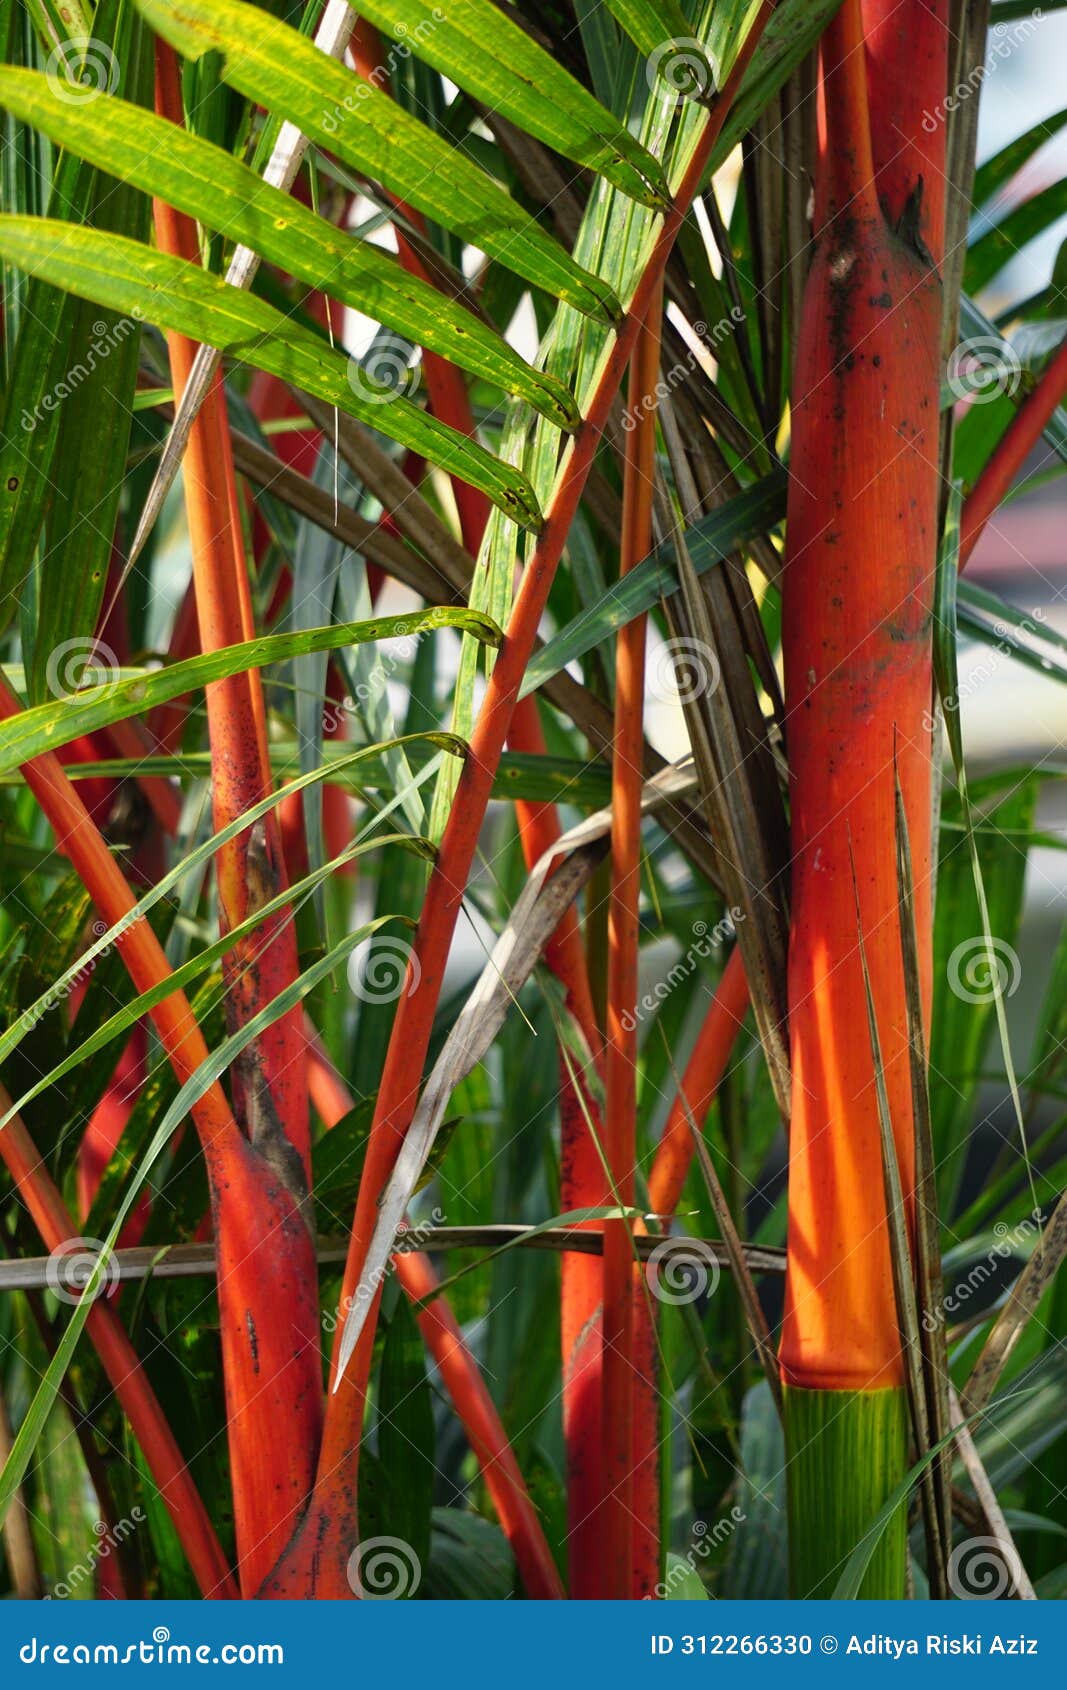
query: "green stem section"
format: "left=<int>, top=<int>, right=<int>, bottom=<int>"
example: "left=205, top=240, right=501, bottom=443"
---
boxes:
left=784, top=1385, right=908, bottom=1598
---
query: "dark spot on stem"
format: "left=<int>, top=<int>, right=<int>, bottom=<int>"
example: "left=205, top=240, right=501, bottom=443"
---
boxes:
left=895, top=176, right=936, bottom=268
left=246, top=1310, right=260, bottom=1374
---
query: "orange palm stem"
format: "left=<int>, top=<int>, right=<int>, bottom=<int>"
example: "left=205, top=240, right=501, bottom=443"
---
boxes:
left=780, top=0, right=947, bottom=1394
left=152, top=44, right=309, bottom=1177
left=151, top=45, right=323, bottom=1592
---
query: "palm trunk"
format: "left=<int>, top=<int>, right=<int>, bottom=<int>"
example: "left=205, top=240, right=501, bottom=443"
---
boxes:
left=780, top=0, right=947, bottom=1598
left=150, top=45, right=323, bottom=1595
